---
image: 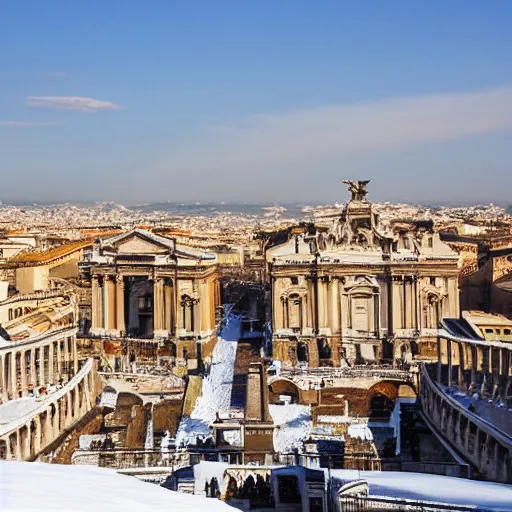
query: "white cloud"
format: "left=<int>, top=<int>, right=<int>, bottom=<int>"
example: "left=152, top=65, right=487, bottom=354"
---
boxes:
left=26, top=96, right=122, bottom=112
left=165, top=86, right=512, bottom=176
left=0, top=120, right=64, bottom=126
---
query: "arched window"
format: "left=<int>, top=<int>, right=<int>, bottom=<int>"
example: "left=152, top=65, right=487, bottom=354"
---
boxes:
left=424, top=294, right=440, bottom=329
left=181, top=295, right=197, bottom=332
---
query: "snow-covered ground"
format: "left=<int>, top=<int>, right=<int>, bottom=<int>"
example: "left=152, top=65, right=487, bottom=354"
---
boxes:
left=331, top=469, right=512, bottom=512
left=269, top=403, right=312, bottom=453
left=445, top=385, right=512, bottom=436
left=0, top=386, right=67, bottom=426
left=0, top=461, right=235, bottom=511
left=0, top=398, right=41, bottom=426
left=175, top=312, right=241, bottom=446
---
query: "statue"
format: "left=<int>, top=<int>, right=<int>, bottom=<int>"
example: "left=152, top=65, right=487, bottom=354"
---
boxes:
left=342, top=180, right=370, bottom=201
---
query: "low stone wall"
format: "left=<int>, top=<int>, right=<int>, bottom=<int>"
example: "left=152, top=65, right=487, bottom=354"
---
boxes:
left=71, top=448, right=190, bottom=470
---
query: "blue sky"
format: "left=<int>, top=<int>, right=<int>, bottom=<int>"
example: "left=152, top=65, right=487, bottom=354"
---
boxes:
left=1, top=1, right=512, bottom=204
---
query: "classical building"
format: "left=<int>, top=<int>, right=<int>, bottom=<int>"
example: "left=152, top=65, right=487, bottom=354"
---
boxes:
left=78, top=229, right=221, bottom=369
left=266, top=181, right=460, bottom=367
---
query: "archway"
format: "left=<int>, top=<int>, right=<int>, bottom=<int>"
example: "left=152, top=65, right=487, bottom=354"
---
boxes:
left=269, top=378, right=301, bottom=404
left=368, top=381, right=399, bottom=421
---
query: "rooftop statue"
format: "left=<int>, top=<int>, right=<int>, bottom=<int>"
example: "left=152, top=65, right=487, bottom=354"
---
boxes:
left=342, top=180, right=370, bottom=201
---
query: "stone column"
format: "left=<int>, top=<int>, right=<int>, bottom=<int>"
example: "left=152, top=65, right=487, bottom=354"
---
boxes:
left=457, top=342, right=465, bottom=390
left=0, top=355, right=7, bottom=402
left=72, top=338, right=78, bottom=374
left=469, top=345, right=477, bottom=393
left=11, top=351, right=18, bottom=399
left=56, top=341, right=62, bottom=380
left=73, top=387, right=80, bottom=418
left=447, top=338, right=453, bottom=387
left=164, top=281, right=172, bottom=334
left=37, top=348, right=44, bottom=388
left=154, top=278, right=164, bottom=336
left=481, top=346, right=489, bottom=396
left=436, top=337, right=442, bottom=383
left=62, top=337, right=69, bottom=379
left=21, top=423, right=30, bottom=460
left=106, top=275, right=116, bottom=332
left=34, top=415, right=42, bottom=455
left=48, top=342, right=54, bottom=384
left=116, top=275, right=126, bottom=335
left=98, top=277, right=105, bottom=330
left=20, top=351, right=28, bottom=397
left=91, top=275, right=100, bottom=330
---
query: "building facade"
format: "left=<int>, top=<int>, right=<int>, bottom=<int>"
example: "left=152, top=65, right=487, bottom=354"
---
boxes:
left=78, top=229, right=221, bottom=368
left=267, top=181, right=460, bottom=367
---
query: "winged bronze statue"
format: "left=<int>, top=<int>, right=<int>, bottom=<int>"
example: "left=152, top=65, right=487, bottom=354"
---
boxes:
left=342, top=180, right=370, bottom=201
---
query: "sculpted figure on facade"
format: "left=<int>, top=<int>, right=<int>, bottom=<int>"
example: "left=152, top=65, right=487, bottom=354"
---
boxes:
left=342, top=180, right=370, bottom=202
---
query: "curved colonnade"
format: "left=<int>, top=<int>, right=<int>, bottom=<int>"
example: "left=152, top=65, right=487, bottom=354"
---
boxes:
left=0, top=327, right=101, bottom=460
left=422, top=331, right=512, bottom=482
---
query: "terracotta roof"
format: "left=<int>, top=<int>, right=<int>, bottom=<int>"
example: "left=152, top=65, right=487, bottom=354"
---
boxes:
left=10, top=240, right=93, bottom=264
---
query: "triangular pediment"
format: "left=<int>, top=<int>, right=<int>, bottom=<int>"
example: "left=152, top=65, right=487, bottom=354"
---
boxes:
left=103, top=229, right=175, bottom=255
left=115, top=234, right=167, bottom=254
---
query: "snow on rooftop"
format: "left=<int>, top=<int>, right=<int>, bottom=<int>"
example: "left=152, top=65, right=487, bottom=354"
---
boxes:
left=347, top=423, right=373, bottom=441
left=331, top=470, right=512, bottom=512
left=0, top=461, right=235, bottom=511
left=269, top=403, right=312, bottom=453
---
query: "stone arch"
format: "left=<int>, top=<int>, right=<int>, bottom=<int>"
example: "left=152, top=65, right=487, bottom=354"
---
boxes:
left=116, top=391, right=144, bottom=408
left=268, top=378, right=301, bottom=404
left=368, top=381, right=399, bottom=421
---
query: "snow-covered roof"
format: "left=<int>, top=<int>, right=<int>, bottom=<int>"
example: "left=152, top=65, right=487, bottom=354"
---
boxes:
left=0, top=461, right=235, bottom=511
left=331, top=470, right=512, bottom=511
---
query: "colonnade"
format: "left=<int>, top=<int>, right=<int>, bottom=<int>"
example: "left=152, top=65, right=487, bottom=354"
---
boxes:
left=0, top=358, right=99, bottom=460
left=0, top=327, right=78, bottom=402
left=435, top=333, right=512, bottom=401
left=91, top=273, right=217, bottom=338
left=90, top=274, right=185, bottom=336
left=421, top=363, right=512, bottom=483
left=91, top=274, right=129, bottom=334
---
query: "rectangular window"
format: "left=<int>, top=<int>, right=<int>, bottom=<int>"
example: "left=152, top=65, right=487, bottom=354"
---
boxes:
left=353, top=297, right=369, bottom=331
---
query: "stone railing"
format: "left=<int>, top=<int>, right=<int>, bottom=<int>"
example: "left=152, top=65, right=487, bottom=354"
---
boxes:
left=420, top=363, right=512, bottom=483
left=0, top=358, right=94, bottom=438
left=0, top=325, right=77, bottom=353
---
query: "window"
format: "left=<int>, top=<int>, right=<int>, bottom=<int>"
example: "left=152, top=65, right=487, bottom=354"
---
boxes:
left=485, top=328, right=494, bottom=334
left=427, top=237, right=433, bottom=248
left=429, top=277, right=436, bottom=286
left=288, top=294, right=302, bottom=330
left=353, top=297, right=369, bottom=331
left=290, top=277, right=299, bottom=285
left=504, top=329, right=511, bottom=336
left=403, top=237, right=410, bottom=250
